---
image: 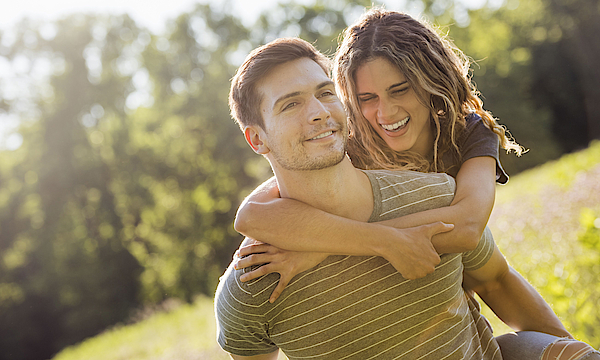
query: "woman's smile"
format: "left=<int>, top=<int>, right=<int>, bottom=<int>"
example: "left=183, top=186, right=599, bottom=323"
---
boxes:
left=355, top=57, right=434, bottom=157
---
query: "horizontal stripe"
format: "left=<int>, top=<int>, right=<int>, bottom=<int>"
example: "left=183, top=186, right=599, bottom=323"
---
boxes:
left=216, top=169, right=500, bottom=359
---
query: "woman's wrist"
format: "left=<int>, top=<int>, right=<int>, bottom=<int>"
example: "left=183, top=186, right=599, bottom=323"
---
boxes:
left=361, top=223, right=395, bottom=257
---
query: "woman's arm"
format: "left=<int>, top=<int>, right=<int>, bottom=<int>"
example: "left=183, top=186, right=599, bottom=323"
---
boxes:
left=463, top=244, right=572, bottom=337
left=379, top=156, right=497, bottom=252
left=236, top=157, right=497, bottom=255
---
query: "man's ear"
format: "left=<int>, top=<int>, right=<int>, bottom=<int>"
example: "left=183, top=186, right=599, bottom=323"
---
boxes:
left=244, top=126, right=270, bottom=155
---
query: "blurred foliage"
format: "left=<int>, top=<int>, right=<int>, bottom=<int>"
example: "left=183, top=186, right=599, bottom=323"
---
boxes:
left=50, top=144, right=600, bottom=360
left=423, top=0, right=600, bottom=172
left=0, top=0, right=598, bottom=359
left=488, top=141, right=600, bottom=347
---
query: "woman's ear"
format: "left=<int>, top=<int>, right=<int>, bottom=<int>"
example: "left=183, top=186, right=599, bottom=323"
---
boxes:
left=244, top=126, right=270, bottom=155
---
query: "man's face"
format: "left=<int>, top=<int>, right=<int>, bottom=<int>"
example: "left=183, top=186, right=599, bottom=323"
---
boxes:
left=253, top=57, right=348, bottom=171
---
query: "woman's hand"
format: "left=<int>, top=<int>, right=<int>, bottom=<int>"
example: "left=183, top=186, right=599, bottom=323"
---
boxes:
left=234, top=241, right=329, bottom=303
left=376, top=222, right=454, bottom=279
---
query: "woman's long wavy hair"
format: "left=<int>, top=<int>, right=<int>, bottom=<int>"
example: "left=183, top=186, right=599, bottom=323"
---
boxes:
left=334, top=7, right=524, bottom=172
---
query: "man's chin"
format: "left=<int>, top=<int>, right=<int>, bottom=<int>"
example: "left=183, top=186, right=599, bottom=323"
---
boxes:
left=275, top=153, right=346, bottom=171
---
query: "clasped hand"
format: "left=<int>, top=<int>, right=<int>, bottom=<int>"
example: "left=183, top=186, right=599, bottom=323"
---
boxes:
left=234, top=239, right=328, bottom=303
left=380, top=222, right=453, bottom=280
left=234, top=221, right=452, bottom=303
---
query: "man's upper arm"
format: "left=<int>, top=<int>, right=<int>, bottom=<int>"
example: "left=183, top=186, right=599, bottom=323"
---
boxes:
left=230, top=349, right=280, bottom=360
left=214, top=266, right=278, bottom=357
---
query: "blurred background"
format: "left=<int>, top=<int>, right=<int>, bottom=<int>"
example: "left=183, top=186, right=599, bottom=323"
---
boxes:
left=0, top=0, right=598, bottom=359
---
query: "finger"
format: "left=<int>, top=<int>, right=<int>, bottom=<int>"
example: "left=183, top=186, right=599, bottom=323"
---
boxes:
left=430, top=252, right=441, bottom=265
left=241, top=237, right=254, bottom=247
left=270, top=276, right=291, bottom=303
left=240, top=264, right=274, bottom=282
left=238, top=244, right=273, bottom=257
left=234, top=253, right=274, bottom=269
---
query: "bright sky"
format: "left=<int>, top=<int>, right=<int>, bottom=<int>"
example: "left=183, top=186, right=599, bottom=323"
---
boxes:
left=0, top=0, right=448, bottom=33
left=0, top=0, right=291, bottom=150
left=0, top=0, right=478, bottom=150
left=0, top=0, right=283, bottom=33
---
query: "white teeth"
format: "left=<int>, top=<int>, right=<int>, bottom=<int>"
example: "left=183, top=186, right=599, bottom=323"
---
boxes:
left=381, top=117, right=409, bottom=131
left=310, top=131, right=333, bottom=140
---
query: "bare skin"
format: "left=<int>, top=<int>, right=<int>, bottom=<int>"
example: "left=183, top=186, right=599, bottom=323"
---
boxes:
left=234, top=155, right=495, bottom=302
left=230, top=57, right=569, bottom=352
left=234, top=58, right=497, bottom=292
left=225, top=55, right=578, bottom=360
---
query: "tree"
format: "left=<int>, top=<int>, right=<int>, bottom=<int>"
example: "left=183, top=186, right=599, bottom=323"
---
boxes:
left=0, top=14, right=142, bottom=359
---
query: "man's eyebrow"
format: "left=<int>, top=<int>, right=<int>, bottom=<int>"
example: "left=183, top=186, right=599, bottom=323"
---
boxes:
left=317, top=80, right=335, bottom=89
left=273, top=91, right=301, bottom=111
left=272, top=80, right=335, bottom=111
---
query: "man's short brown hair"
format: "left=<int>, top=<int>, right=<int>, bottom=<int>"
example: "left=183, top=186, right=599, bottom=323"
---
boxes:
left=229, top=37, right=330, bottom=130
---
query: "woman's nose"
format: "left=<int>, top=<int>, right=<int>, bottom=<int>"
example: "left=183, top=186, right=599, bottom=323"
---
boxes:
left=376, top=99, right=398, bottom=120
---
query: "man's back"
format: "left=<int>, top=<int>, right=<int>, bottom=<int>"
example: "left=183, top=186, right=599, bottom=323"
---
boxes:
left=215, top=170, right=500, bottom=359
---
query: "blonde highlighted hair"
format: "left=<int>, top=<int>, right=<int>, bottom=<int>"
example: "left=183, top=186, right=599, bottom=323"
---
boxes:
left=334, top=7, right=523, bottom=171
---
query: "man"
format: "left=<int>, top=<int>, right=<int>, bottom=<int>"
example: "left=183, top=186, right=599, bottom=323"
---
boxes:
left=215, top=37, right=596, bottom=360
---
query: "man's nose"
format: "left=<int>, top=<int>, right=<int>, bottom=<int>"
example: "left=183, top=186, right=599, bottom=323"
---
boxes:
left=308, top=97, right=331, bottom=123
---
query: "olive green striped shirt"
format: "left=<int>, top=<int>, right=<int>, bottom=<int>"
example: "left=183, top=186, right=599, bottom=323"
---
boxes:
left=215, top=170, right=499, bottom=359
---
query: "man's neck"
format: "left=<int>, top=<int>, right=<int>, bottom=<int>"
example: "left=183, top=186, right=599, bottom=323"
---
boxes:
left=272, top=158, right=374, bottom=222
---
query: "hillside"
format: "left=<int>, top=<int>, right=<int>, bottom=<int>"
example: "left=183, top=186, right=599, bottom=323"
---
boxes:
left=483, top=140, right=600, bottom=345
left=52, top=141, right=600, bottom=359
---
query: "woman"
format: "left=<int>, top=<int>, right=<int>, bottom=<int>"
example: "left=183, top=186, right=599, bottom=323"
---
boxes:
left=233, top=7, right=599, bottom=360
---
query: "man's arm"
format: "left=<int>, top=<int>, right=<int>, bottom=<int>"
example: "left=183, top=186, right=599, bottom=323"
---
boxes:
left=464, top=243, right=572, bottom=338
left=230, top=350, right=279, bottom=360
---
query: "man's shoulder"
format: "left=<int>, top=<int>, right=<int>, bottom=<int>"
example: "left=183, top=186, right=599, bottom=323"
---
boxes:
left=364, top=170, right=456, bottom=221
left=214, top=263, right=280, bottom=356
left=214, top=263, right=276, bottom=309
left=364, top=169, right=456, bottom=190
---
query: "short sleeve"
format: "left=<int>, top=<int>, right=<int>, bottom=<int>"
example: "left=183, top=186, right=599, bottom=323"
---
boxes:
left=459, top=114, right=509, bottom=184
left=462, top=226, right=495, bottom=271
left=214, top=265, right=279, bottom=356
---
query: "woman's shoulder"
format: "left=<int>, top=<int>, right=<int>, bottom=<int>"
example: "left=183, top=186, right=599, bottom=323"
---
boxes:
left=456, top=112, right=498, bottom=148
left=462, top=113, right=488, bottom=133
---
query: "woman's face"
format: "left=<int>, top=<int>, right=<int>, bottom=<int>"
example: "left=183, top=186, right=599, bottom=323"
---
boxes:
left=354, top=57, right=433, bottom=157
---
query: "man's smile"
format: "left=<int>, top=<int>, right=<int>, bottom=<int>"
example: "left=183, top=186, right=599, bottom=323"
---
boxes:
left=308, top=130, right=335, bottom=141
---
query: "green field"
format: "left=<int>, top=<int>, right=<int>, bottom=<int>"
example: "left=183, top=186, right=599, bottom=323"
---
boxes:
left=53, top=141, right=600, bottom=360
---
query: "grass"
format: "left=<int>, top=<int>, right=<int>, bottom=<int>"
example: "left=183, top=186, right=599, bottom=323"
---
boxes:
left=52, top=141, right=600, bottom=359
left=52, top=296, right=289, bottom=360
left=495, top=140, right=600, bottom=203
left=483, top=140, right=600, bottom=345
left=53, top=296, right=230, bottom=360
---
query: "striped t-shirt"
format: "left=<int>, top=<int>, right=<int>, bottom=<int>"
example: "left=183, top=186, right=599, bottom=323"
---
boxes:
left=215, top=169, right=500, bottom=359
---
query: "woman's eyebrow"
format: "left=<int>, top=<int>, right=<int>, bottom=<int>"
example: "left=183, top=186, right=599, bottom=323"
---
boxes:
left=386, top=81, right=408, bottom=91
